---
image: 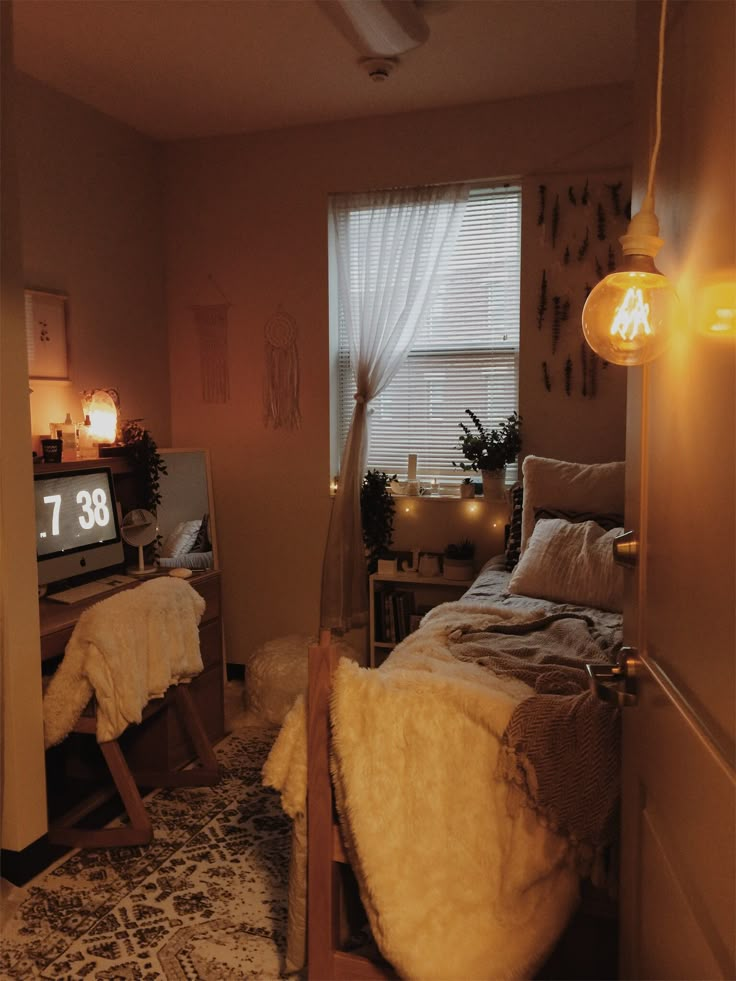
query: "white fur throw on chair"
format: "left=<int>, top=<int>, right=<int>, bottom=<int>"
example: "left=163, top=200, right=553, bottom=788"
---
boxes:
left=43, top=577, right=205, bottom=747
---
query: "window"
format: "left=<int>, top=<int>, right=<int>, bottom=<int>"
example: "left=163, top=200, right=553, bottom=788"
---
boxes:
left=333, top=184, right=521, bottom=483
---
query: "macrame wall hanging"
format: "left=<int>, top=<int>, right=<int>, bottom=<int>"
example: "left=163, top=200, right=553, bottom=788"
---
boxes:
left=263, top=306, right=301, bottom=430
left=535, top=175, right=630, bottom=398
left=193, top=303, right=231, bottom=404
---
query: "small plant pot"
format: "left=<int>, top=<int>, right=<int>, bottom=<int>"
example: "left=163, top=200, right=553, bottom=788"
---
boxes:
left=443, top=557, right=474, bottom=581
left=377, top=557, right=398, bottom=575
left=459, top=482, right=475, bottom=499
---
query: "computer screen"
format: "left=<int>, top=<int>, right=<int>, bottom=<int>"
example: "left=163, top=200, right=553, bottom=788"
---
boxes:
left=34, top=466, right=124, bottom=586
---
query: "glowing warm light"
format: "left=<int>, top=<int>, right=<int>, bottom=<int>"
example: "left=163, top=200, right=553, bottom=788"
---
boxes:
left=610, top=287, right=651, bottom=340
left=697, top=272, right=736, bottom=337
left=583, top=0, right=678, bottom=367
left=82, top=390, right=119, bottom=443
left=582, top=268, right=678, bottom=366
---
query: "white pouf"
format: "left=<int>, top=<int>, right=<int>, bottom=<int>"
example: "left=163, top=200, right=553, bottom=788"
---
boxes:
left=243, top=633, right=358, bottom=726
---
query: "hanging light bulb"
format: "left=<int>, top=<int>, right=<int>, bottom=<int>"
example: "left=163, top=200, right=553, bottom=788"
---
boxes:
left=582, top=0, right=679, bottom=367
left=582, top=198, right=679, bottom=365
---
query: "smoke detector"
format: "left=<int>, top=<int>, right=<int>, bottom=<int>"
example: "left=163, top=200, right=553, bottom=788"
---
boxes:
left=360, top=57, right=398, bottom=82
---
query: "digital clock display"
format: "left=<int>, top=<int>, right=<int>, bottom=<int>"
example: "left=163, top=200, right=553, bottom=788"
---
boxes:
left=35, top=470, right=120, bottom=557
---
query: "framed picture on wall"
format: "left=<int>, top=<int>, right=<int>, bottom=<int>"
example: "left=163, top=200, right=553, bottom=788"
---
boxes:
left=25, top=288, right=69, bottom=380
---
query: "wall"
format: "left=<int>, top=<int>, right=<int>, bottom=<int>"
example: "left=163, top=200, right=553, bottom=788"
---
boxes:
left=15, top=73, right=171, bottom=448
left=1, top=5, right=47, bottom=852
left=163, top=83, right=632, bottom=663
left=1, top=72, right=170, bottom=850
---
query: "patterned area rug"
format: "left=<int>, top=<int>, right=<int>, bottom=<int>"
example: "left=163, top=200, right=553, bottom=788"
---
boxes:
left=0, top=725, right=291, bottom=979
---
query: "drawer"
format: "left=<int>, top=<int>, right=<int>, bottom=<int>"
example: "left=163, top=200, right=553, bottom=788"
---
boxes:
left=199, top=618, right=222, bottom=669
left=192, top=573, right=220, bottom=624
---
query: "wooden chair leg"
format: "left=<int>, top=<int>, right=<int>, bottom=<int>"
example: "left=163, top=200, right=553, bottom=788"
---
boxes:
left=48, top=738, right=154, bottom=848
left=130, top=685, right=221, bottom=788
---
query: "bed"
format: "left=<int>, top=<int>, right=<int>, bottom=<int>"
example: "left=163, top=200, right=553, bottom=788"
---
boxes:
left=264, top=455, right=626, bottom=980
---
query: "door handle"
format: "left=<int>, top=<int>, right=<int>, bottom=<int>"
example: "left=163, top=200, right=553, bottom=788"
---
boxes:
left=586, top=646, right=639, bottom=707
left=612, top=530, right=639, bottom=568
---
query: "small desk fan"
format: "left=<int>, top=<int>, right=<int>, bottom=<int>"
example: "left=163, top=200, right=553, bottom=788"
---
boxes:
left=121, top=509, right=158, bottom=576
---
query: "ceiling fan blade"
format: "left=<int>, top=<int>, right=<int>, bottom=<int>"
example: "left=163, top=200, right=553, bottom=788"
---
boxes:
left=318, top=0, right=430, bottom=57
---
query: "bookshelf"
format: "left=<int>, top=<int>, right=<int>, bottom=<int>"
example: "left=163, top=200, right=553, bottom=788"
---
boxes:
left=368, top=570, right=473, bottom=668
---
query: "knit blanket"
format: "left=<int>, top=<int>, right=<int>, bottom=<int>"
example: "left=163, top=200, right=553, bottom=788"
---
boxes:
left=264, top=599, right=620, bottom=979
left=445, top=610, right=621, bottom=854
left=43, top=577, right=205, bottom=746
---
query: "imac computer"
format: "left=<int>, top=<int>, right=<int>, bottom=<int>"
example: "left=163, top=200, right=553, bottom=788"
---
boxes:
left=34, top=466, right=125, bottom=587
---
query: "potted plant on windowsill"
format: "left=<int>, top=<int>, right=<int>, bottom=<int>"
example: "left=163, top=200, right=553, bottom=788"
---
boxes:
left=452, top=410, right=522, bottom=501
left=443, top=539, right=475, bottom=580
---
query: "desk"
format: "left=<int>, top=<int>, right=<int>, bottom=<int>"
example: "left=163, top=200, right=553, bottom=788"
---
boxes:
left=40, top=569, right=225, bottom=773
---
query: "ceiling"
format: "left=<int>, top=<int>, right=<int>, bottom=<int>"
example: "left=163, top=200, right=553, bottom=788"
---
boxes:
left=11, top=0, right=636, bottom=142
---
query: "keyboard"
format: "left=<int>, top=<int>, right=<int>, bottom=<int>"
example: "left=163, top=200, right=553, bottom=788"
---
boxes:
left=47, top=574, right=138, bottom=605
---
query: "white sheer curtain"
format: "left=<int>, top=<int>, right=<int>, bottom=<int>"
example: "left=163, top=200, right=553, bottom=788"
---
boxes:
left=321, top=183, right=470, bottom=631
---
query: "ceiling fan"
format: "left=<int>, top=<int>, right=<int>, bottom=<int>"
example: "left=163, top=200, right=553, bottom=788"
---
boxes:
left=318, top=0, right=432, bottom=79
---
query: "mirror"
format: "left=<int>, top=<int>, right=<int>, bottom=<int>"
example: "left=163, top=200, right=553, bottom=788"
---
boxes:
left=156, top=448, right=218, bottom=570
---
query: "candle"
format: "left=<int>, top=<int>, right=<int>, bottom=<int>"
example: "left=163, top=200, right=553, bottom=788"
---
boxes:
left=407, top=453, right=417, bottom=481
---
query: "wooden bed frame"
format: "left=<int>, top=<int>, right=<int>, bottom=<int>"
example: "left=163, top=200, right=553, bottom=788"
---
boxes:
left=304, top=631, right=618, bottom=981
left=307, top=630, right=395, bottom=980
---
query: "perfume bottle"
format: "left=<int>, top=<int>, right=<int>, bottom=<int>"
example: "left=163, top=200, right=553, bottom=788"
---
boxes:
left=77, top=414, right=97, bottom=459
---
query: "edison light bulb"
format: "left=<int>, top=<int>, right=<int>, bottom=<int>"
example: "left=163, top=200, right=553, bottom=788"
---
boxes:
left=582, top=267, right=679, bottom=366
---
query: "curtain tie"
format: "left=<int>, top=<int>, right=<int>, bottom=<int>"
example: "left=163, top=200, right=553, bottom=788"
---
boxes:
left=354, top=393, right=366, bottom=404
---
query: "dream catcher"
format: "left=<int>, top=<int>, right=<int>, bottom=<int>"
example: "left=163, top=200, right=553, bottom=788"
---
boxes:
left=263, top=307, right=301, bottom=430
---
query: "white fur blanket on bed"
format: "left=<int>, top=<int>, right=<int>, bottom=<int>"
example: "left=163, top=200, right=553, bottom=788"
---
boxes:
left=263, top=602, right=582, bottom=980
left=43, top=577, right=205, bottom=747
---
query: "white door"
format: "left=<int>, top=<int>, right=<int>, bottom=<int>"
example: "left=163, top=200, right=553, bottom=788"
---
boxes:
left=616, top=3, right=735, bottom=977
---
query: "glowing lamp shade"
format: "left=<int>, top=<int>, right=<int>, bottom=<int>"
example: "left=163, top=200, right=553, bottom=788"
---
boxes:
left=582, top=264, right=679, bottom=366
left=83, top=389, right=119, bottom=443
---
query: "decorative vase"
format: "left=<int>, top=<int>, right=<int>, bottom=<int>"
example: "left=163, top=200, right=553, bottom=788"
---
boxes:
left=481, top=468, right=506, bottom=501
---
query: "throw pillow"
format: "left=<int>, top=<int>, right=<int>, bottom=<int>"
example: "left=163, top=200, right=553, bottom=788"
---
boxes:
left=505, top=483, right=524, bottom=570
left=160, top=519, right=202, bottom=559
left=508, top=517, right=624, bottom=612
left=520, top=455, right=625, bottom=557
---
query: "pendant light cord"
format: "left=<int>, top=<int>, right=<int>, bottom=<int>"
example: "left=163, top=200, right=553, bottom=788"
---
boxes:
left=646, top=0, right=668, bottom=204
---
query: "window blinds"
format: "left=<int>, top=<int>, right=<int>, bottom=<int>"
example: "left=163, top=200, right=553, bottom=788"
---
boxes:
left=336, top=185, right=521, bottom=481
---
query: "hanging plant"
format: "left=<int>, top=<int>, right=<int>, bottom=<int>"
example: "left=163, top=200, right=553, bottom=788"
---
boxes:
left=542, top=361, right=552, bottom=392
left=590, top=351, right=599, bottom=397
left=595, top=256, right=604, bottom=281
left=606, top=181, right=623, bottom=215
left=607, top=244, right=616, bottom=273
left=581, top=342, right=588, bottom=398
left=581, top=178, right=590, bottom=206
left=563, top=245, right=571, bottom=265
left=564, top=357, right=573, bottom=396
left=537, top=184, right=547, bottom=226
left=551, top=193, right=560, bottom=248
left=537, top=269, right=548, bottom=330
left=120, top=420, right=167, bottom=515
left=552, top=295, right=562, bottom=353
left=577, top=227, right=590, bottom=261
left=568, top=186, right=577, bottom=206
left=597, top=203, right=607, bottom=241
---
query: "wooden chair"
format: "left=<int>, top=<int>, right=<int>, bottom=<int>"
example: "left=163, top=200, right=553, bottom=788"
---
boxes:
left=48, top=683, right=220, bottom=849
left=307, top=630, right=395, bottom=980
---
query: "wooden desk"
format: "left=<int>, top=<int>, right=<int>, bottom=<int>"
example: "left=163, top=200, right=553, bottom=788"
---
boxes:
left=40, top=569, right=225, bottom=773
